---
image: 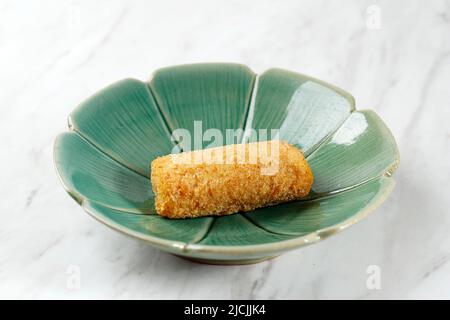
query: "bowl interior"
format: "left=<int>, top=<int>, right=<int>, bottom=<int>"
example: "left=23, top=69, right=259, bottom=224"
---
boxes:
left=54, top=63, right=399, bottom=259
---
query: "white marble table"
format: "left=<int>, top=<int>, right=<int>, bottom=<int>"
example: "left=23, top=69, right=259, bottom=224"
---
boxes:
left=1, top=0, right=449, bottom=299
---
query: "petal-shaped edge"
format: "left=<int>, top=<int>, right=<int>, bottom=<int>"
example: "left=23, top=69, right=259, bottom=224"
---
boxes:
left=54, top=131, right=155, bottom=214
left=83, top=201, right=214, bottom=245
left=69, top=79, right=175, bottom=177
left=307, top=110, right=400, bottom=195
left=244, top=68, right=355, bottom=155
left=72, top=177, right=395, bottom=256
left=149, top=63, right=256, bottom=150
left=79, top=177, right=395, bottom=260
left=246, top=176, right=394, bottom=235
left=185, top=176, right=395, bottom=260
left=53, top=64, right=400, bottom=261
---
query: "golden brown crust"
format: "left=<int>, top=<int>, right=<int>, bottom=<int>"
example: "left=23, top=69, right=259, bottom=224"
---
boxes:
left=151, top=140, right=313, bottom=219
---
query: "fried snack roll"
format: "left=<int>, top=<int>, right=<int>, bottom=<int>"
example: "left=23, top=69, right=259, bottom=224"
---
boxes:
left=151, top=140, right=313, bottom=219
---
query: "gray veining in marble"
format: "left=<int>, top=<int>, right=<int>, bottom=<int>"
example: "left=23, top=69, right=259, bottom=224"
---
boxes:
left=0, top=0, right=449, bottom=299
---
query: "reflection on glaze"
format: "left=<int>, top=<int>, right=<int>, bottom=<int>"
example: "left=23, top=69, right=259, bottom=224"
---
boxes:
left=331, top=112, right=368, bottom=145
left=279, top=81, right=352, bottom=152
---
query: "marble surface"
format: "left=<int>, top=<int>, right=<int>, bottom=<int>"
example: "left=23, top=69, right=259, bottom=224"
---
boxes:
left=1, top=0, right=449, bottom=299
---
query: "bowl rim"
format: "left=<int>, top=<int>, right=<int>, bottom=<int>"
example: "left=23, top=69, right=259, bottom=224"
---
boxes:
left=53, top=63, right=400, bottom=257
left=80, top=177, right=396, bottom=257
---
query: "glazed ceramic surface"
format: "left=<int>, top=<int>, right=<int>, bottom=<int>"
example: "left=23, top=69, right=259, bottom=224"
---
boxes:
left=54, top=63, right=399, bottom=264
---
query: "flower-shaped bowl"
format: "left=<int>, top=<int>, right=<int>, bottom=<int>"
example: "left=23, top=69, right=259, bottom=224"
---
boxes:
left=54, top=63, right=399, bottom=264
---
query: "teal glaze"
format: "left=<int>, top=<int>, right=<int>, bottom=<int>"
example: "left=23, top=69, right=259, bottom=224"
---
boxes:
left=54, top=63, right=400, bottom=264
left=149, top=63, right=256, bottom=149
left=246, top=69, right=354, bottom=155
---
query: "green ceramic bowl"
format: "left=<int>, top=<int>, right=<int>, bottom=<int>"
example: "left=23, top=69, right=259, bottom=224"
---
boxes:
left=54, top=63, right=399, bottom=264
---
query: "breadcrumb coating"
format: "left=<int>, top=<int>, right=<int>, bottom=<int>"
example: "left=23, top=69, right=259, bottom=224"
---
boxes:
left=151, top=140, right=313, bottom=219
